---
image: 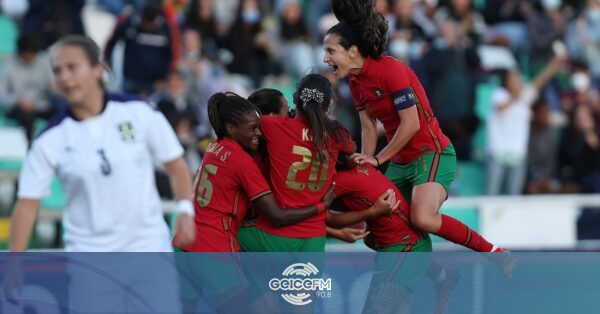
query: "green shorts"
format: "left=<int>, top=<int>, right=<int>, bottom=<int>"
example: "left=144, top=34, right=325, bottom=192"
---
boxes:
left=237, top=226, right=326, bottom=252
left=174, top=252, right=247, bottom=303
left=371, top=235, right=432, bottom=293
left=386, top=145, right=457, bottom=203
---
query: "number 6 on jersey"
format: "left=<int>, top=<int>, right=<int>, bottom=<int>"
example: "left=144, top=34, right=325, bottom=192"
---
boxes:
left=196, top=164, right=218, bottom=207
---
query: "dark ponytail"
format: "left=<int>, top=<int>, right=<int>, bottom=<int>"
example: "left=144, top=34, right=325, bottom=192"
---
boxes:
left=294, top=74, right=349, bottom=161
left=207, top=92, right=258, bottom=139
left=327, top=0, right=388, bottom=59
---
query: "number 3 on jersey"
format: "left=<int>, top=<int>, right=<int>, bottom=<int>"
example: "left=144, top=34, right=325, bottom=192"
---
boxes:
left=286, top=145, right=329, bottom=192
left=195, top=164, right=218, bottom=207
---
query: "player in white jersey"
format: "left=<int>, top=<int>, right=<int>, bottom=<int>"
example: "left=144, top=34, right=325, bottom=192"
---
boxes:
left=3, top=35, right=195, bottom=312
left=7, top=35, right=196, bottom=251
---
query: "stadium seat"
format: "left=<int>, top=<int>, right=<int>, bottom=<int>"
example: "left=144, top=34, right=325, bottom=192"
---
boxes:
left=472, top=81, right=499, bottom=160
left=0, top=127, right=27, bottom=175
left=453, top=161, right=486, bottom=196
left=41, top=177, right=66, bottom=211
left=0, top=15, right=18, bottom=72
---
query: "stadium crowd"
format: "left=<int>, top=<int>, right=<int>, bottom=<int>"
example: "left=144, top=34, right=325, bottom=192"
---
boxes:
left=0, top=0, right=599, bottom=196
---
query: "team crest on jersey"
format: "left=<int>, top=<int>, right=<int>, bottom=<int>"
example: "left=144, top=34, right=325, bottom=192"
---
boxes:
left=374, top=88, right=384, bottom=99
left=118, top=122, right=135, bottom=142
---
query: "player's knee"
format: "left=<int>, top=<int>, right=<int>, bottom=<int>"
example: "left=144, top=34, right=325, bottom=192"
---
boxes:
left=410, top=209, right=436, bottom=233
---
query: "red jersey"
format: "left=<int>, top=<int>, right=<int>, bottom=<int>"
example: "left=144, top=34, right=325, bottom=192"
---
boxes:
left=257, top=115, right=355, bottom=238
left=333, top=164, right=420, bottom=247
left=349, top=55, right=451, bottom=163
left=180, top=137, right=271, bottom=252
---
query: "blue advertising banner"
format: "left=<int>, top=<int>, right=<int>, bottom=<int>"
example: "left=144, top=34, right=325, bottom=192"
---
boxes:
left=0, top=252, right=599, bottom=313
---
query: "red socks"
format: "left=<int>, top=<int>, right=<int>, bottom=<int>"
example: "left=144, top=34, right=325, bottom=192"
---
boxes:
left=436, top=214, right=494, bottom=252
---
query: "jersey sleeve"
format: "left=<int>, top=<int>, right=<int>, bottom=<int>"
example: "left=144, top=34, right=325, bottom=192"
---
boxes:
left=17, top=138, right=56, bottom=199
left=383, top=61, right=416, bottom=111
left=145, top=107, right=184, bottom=164
left=236, top=154, right=271, bottom=201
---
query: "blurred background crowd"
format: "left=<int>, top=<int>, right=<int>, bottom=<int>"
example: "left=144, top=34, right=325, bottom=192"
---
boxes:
left=0, top=0, right=599, bottom=203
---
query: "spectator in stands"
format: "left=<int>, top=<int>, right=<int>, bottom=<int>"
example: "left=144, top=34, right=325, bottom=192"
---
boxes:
left=388, top=0, right=435, bottom=63
left=224, top=0, right=280, bottom=87
left=565, top=0, right=600, bottom=88
left=558, top=61, right=600, bottom=193
left=526, top=98, right=560, bottom=194
left=182, top=0, right=223, bottom=61
left=522, top=0, right=567, bottom=111
left=482, top=0, right=528, bottom=52
left=0, top=34, right=56, bottom=142
left=275, top=0, right=315, bottom=79
left=104, top=2, right=180, bottom=95
left=422, top=19, right=481, bottom=160
left=20, top=0, right=86, bottom=49
left=434, top=0, right=487, bottom=46
left=486, top=53, right=565, bottom=195
left=177, top=28, right=217, bottom=106
left=304, top=0, right=332, bottom=44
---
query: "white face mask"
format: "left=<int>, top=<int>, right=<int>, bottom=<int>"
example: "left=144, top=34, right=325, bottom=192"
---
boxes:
left=389, top=39, right=410, bottom=57
left=587, top=8, right=600, bottom=25
left=541, top=0, right=561, bottom=10
left=572, top=72, right=591, bottom=92
left=242, top=10, right=262, bottom=24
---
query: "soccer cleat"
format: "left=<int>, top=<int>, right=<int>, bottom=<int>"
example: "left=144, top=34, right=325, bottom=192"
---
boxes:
left=487, top=247, right=516, bottom=277
left=432, top=267, right=461, bottom=314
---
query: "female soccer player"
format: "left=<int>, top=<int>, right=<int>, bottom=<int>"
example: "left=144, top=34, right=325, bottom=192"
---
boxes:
left=5, top=35, right=192, bottom=312
left=247, top=88, right=290, bottom=117
left=238, top=73, right=396, bottom=252
left=8, top=35, right=195, bottom=252
left=330, top=152, right=461, bottom=313
left=176, top=92, right=337, bottom=252
left=323, top=0, right=514, bottom=274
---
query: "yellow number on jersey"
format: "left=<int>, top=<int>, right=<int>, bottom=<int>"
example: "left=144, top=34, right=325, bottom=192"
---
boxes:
left=285, top=145, right=329, bottom=192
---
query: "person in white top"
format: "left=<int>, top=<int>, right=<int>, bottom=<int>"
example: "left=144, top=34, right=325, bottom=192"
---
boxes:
left=8, top=35, right=196, bottom=252
left=486, top=53, right=565, bottom=195
left=3, top=35, right=196, bottom=312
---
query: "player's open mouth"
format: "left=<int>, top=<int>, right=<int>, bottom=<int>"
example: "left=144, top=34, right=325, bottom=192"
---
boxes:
left=251, top=138, right=259, bottom=145
left=331, top=65, right=339, bottom=74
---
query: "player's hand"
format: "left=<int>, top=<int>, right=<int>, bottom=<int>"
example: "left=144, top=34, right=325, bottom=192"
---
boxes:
left=321, top=182, right=337, bottom=208
left=370, top=189, right=399, bottom=218
left=336, top=227, right=370, bottom=244
left=173, top=213, right=196, bottom=247
left=2, top=256, right=23, bottom=304
left=350, top=153, right=378, bottom=167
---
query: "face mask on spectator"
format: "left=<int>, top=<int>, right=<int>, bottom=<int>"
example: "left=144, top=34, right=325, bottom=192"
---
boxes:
left=389, top=39, right=409, bottom=57
left=243, top=10, right=262, bottom=24
left=587, top=8, right=600, bottom=25
left=572, top=72, right=591, bottom=92
left=541, top=0, right=561, bottom=10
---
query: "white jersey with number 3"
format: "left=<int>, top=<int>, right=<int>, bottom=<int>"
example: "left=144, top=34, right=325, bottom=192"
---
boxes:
left=18, top=94, right=184, bottom=252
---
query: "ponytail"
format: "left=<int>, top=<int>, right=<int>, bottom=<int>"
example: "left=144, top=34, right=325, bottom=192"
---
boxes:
left=294, top=74, right=350, bottom=161
left=328, top=0, right=388, bottom=59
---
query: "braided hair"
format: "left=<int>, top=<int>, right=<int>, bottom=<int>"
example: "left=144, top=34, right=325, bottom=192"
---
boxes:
left=294, top=74, right=350, bottom=161
left=327, top=0, right=389, bottom=59
left=207, top=92, right=259, bottom=139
